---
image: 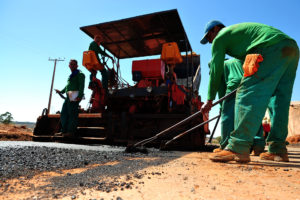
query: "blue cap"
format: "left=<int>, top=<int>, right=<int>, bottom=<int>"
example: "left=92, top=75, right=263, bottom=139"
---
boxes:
left=200, top=20, right=224, bottom=44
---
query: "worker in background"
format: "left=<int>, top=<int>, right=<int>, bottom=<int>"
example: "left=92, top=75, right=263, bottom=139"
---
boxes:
left=88, top=70, right=105, bottom=113
left=200, top=20, right=299, bottom=163
left=263, top=118, right=271, bottom=140
left=55, top=59, right=85, bottom=137
left=192, top=92, right=203, bottom=112
left=89, top=35, right=113, bottom=92
left=211, top=58, right=266, bottom=156
left=191, top=93, right=209, bottom=133
left=262, top=117, right=271, bottom=140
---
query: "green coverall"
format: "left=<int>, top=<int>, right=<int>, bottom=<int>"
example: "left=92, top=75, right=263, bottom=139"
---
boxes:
left=60, top=70, right=85, bottom=134
left=208, top=23, right=299, bottom=154
left=89, top=41, right=110, bottom=91
left=216, top=59, right=265, bottom=150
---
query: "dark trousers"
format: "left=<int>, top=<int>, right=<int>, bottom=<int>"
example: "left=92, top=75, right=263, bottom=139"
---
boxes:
left=61, top=99, right=79, bottom=133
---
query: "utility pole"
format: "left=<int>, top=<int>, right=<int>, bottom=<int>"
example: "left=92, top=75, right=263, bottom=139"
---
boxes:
left=47, top=58, right=65, bottom=115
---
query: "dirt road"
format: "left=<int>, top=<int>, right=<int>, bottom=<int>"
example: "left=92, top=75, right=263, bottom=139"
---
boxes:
left=0, top=142, right=299, bottom=200
left=1, top=124, right=300, bottom=200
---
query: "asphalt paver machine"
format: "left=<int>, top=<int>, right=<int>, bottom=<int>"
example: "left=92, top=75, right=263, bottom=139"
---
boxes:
left=33, top=9, right=209, bottom=149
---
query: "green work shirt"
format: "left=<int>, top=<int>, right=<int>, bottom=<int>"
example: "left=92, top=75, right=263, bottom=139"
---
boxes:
left=208, top=22, right=292, bottom=100
left=61, top=70, right=85, bottom=99
left=88, top=41, right=110, bottom=63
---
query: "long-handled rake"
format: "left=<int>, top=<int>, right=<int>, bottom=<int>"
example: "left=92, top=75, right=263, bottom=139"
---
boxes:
left=125, top=88, right=237, bottom=153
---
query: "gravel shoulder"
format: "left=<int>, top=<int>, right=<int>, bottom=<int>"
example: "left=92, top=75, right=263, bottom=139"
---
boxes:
left=0, top=142, right=300, bottom=200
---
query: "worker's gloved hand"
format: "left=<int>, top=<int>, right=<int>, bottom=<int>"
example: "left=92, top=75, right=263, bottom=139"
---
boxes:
left=202, top=100, right=213, bottom=113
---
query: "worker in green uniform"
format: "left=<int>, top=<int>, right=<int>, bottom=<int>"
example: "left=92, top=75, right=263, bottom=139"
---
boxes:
left=212, top=58, right=265, bottom=155
left=55, top=59, right=85, bottom=137
left=89, top=35, right=113, bottom=92
left=200, top=21, right=299, bottom=163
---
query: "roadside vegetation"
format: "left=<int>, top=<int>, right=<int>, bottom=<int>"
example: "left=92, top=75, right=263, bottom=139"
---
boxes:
left=0, top=112, right=13, bottom=124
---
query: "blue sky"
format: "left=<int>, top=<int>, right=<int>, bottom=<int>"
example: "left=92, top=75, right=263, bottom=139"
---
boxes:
left=0, top=0, right=299, bottom=137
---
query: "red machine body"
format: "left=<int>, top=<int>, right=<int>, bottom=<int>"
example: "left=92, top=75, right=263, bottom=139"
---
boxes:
left=132, top=59, right=165, bottom=80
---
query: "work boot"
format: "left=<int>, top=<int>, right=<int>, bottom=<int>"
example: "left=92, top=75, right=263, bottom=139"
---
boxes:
left=260, top=152, right=289, bottom=162
left=251, top=146, right=265, bottom=156
left=213, top=148, right=222, bottom=153
left=210, top=150, right=250, bottom=163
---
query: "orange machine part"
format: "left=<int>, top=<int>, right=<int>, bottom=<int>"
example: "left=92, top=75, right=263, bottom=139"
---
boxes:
left=161, top=42, right=183, bottom=65
left=82, top=50, right=104, bottom=71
